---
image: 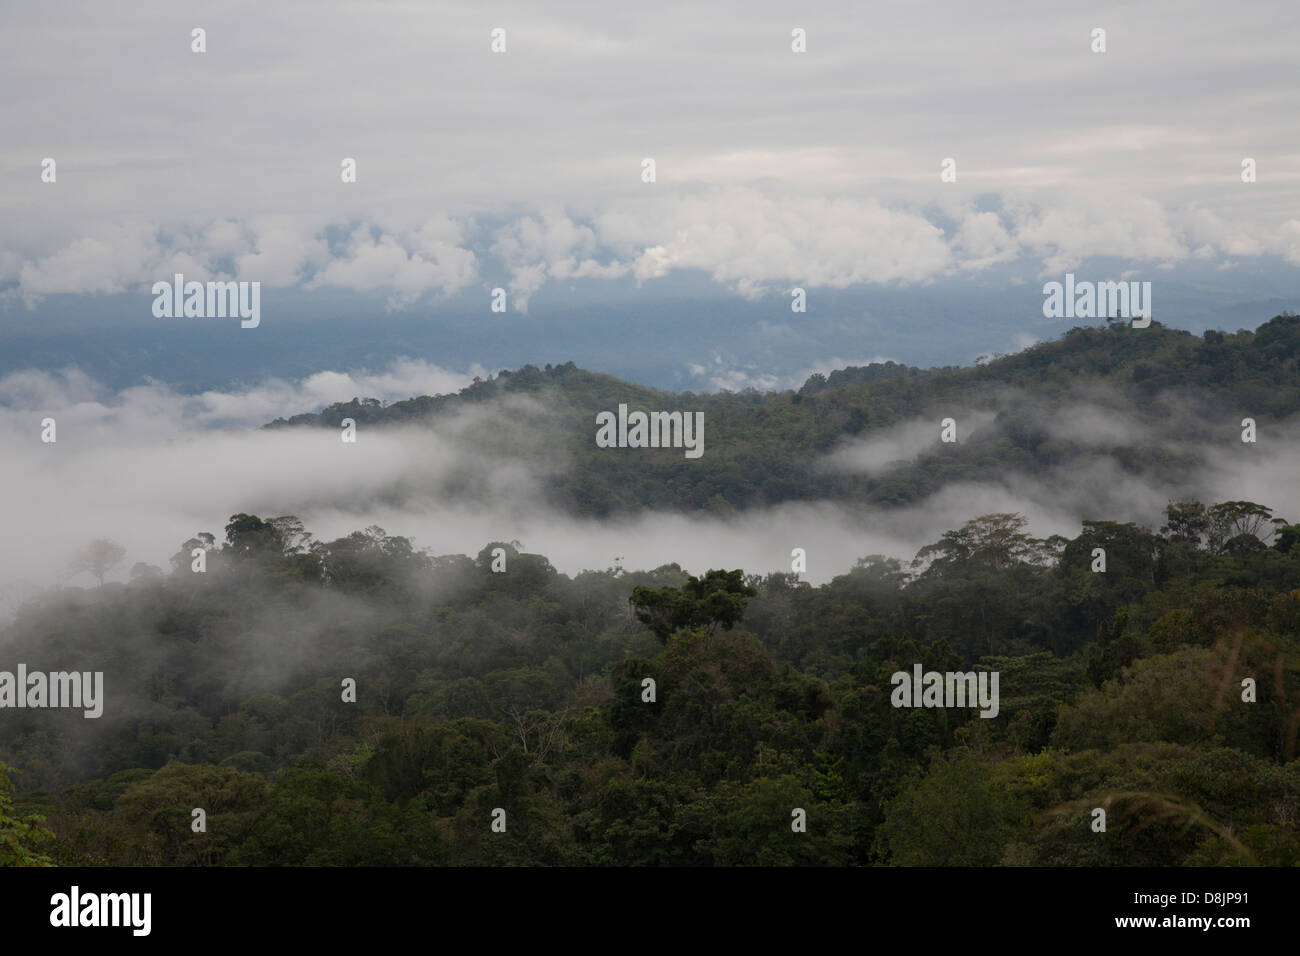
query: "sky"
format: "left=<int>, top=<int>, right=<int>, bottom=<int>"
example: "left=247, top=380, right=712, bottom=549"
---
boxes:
left=1, top=0, right=1299, bottom=391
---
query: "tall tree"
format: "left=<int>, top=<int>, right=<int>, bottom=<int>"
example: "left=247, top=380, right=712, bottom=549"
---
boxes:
left=630, top=569, right=757, bottom=643
left=71, top=538, right=127, bottom=587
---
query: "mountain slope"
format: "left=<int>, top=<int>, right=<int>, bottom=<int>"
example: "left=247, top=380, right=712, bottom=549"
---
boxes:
left=264, top=317, right=1300, bottom=516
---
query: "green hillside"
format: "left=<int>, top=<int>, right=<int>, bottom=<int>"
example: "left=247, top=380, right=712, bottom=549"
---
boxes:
left=265, top=316, right=1300, bottom=515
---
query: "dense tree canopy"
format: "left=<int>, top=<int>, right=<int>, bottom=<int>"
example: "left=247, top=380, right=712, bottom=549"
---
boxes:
left=2, top=489, right=1297, bottom=866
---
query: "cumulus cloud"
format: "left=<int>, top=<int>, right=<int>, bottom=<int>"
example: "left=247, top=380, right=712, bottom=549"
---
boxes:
left=953, top=211, right=1021, bottom=271
left=17, top=223, right=173, bottom=301
left=610, top=188, right=954, bottom=295
left=307, top=220, right=479, bottom=307
left=9, top=215, right=477, bottom=308
left=14, top=189, right=1294, bottom=309
left=1007, top=192, right=1190, bottom=276
left=233, top=216, right=331, bottom=286
left=491, top=211, right=628, bottom=312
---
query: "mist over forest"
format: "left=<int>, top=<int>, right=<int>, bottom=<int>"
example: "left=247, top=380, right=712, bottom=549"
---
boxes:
left=2, top=316, right=1299, bottom=866
left=4, top=317, right=1300, bottom=601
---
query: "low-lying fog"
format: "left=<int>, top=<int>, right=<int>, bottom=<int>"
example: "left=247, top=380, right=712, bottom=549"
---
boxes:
left=2, top=359, right=1296, bottom=612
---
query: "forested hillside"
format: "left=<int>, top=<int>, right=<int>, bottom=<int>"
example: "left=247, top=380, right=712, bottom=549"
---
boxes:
left=2, top=496, right=1298, bottom=866
left=266, top=316, right=1300, bottom=515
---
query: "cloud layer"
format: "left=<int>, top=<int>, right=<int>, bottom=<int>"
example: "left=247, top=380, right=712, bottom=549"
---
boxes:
left=4, top=1, right=1300, bottom=310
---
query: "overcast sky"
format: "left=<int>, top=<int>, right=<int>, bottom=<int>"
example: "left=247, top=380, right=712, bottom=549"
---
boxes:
left=3, top=0, right=1299, bottom=307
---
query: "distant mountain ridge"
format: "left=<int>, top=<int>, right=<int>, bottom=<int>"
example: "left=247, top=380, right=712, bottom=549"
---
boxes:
left=264, top=316, right=1300, bottom=516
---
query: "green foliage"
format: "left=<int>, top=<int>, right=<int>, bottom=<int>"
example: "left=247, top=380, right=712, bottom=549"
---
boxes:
left=0, top=762, right=53, bottom=866
left=630, top=569, right=758, bottom=643
left=876, top=750, right=1032, bottom=865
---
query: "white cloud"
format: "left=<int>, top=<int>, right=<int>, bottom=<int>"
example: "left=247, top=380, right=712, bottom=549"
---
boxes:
left=491, top=211, right=627, bottom=312
left=306, top=221, right=478, bottom=306
left=1007, top=191, right=1189, bottom=275
left=233, top=216, right=330, bottom=286
left=610, top=188, right=953, bottom=295
left=17, top=223, right=168, bottom=300
left=953, top=211, right=1020, bottom=271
